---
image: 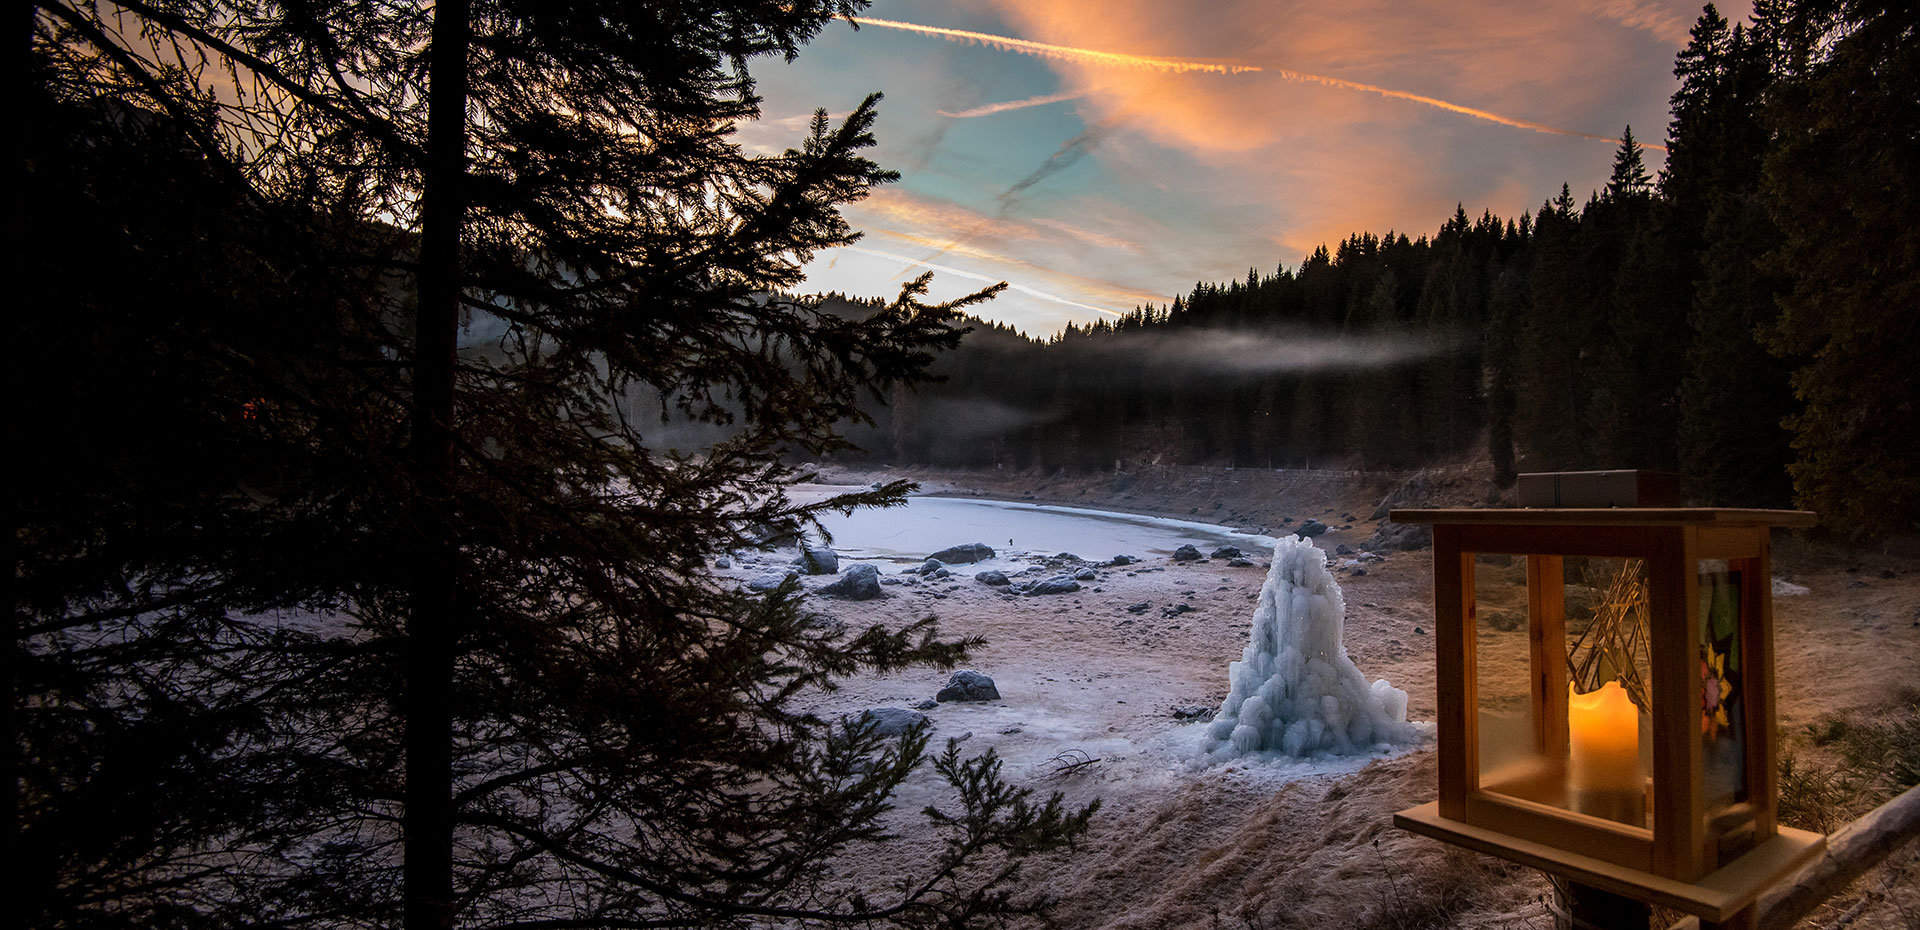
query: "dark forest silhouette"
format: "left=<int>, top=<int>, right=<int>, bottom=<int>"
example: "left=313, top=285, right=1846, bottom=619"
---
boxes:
left=827, top=2, right=1916, bottom=540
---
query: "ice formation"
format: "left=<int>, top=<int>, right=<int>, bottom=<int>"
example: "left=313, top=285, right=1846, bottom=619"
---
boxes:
left=1199, top=536, right=1422, bottom=761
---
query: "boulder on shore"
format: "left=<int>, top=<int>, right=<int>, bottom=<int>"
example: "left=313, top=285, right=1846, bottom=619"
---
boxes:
left=856, top=707, right=929, bottom=738
left=1210, top=545, right=1244, bottom=560
left=1296, top=519, right=1330, bottom=539
left=928, top=542, right=995, bottom=564
left=792, top=545, right=839, bottom=575
left=974, top=570, right=1010, bottom=586
left=935, top=670, right=1001, bottom=703
left=1024, top=575, right=1081, bottom=596
left=1172, top=544, right=1202, bottom=562
left=1361, top=521, right=1432, bottom=552
left=819, top=564, right=882, bottom=600
left=747, top=571, right=797, bottom=592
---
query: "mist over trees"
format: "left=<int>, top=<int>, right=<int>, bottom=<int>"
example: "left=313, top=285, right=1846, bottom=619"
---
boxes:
left=831, top=0, right=1917, bottom=537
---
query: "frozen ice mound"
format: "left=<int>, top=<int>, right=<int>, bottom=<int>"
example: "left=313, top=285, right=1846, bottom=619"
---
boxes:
left=1198, top=535, right=1423, bottom=762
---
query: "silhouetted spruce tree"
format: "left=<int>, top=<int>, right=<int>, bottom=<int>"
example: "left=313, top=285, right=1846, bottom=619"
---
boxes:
left=1669, top=14, right=1796, bottom=506
left=1604, top=127, right=1654, bottom=200
left=25, top=2, right=1093, bottom=928
left=1760, top=0, right=1920, bottom=537
left=1484, top=267, right=1529, bottom=487
left=1514, top=187, right=1590, bottom=470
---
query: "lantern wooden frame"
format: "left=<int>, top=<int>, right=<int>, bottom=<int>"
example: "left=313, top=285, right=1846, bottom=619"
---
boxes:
left=1389, top=507, right=1826, bottom=922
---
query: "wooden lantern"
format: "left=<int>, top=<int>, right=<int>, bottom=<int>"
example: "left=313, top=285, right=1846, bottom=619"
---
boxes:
left=1389, top=501, right=1826, bottom=925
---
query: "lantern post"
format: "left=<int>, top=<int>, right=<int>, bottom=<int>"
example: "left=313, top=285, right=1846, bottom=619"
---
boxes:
left=1390, top=472, right=1825, bottom=929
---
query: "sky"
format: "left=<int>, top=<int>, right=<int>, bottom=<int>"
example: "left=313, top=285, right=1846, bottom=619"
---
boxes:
left=736, top=0, right=1747, bottom=336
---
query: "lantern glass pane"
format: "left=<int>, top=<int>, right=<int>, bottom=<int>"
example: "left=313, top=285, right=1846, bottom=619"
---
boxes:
left=1474, top=553, right=1535, bottom=783
left=1563, top=556, right=1654, bottom=827
left=1471, top=554, right=1654, bottom=830
left=1698, top=559, right=1749, bottom=810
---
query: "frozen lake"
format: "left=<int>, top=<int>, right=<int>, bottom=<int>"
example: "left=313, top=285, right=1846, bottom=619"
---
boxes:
left=797, top=493, right=1277, bottom=563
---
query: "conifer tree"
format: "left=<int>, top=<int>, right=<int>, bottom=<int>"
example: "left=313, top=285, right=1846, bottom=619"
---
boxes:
left=22, top=2, right=1094, bottom=927
left=1605, top=127, right=1654, bottom=200
left=1761, top=0, right=1920, bottom=536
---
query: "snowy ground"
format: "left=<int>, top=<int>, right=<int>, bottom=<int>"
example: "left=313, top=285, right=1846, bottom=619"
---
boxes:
left=730, top=466, right=1920, bottom=930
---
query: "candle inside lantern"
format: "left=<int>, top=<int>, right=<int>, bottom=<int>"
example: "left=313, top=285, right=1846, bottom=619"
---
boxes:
left=1567, top=680, right=1645, bottom=825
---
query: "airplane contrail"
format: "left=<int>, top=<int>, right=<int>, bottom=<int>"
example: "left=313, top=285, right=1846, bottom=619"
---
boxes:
left=938, top=90, right=1085, bottom=119
left=856, top=16, right=1260, bottom=74
left=855, top=15, right=1664, bottom=151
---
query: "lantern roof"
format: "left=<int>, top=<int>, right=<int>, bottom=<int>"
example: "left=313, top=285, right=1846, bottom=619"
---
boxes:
left=1389, top=507, right=1816, bottom=528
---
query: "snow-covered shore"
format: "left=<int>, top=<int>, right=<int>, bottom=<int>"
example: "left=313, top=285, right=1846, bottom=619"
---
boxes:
left=756, top=465, right=1920, bottom=929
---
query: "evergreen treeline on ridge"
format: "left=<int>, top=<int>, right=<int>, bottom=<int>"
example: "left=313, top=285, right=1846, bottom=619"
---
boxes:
left=827, top=1, right=1917, bottom=537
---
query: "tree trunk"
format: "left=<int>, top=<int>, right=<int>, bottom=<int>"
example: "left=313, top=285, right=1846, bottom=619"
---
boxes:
left=405, top=0, right=469, bottom=927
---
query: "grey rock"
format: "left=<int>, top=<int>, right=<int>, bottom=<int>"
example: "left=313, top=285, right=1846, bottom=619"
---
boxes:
left=1108, top=554, right=1139, bottom=566
left=880, top=576, right=904, bottom=586
left=746, top=522, right=801, bottom=548
left=747, top=571, right=797, bottom=592
left=1350, top=568, right=1368, bottom=576
left=792, top=545, right=839, bottom=575
left=715, top=557, right=732, bottom=569
left=819, top=564, right=883, bottom=600
left=1024, top=575, right=1082, bottom=596
left=1171, top=704, right=1214, bottom=721
left=1126, top=602, right=1151, bottom=613
left=1172, top=544, right=1202, bottom=562
left=912, top=698, right=939, bottom=710
left=932, top=567, right=952, bottom=579
left=974, top=570, right=1011, bottom=586
left=856, top=707, right=929, bottom=738
left=1333, top=544, right=1354, bottom=556
left=1371, top=472, right=1438, bottom=521
left=1053, top=552, right=1081, bottom=561
left=1361, top=521, right=1432, bottom=552
left=1074, top=568, right=1098, bottom=581
left=936, top=670, right=1000, bottom=703
left=927, top=542, right=995, bottom=564
left=1210, top=545, right=1244, bottom=560
left=1228, top=557, right=1255, bottom=568
left=917, top=558, right=945, bottom=576
left=1296, top=519, right=1330, bottom=538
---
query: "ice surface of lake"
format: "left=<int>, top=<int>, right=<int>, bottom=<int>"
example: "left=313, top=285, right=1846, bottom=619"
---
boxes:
left=796, top=493, right=1277, bottom=563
